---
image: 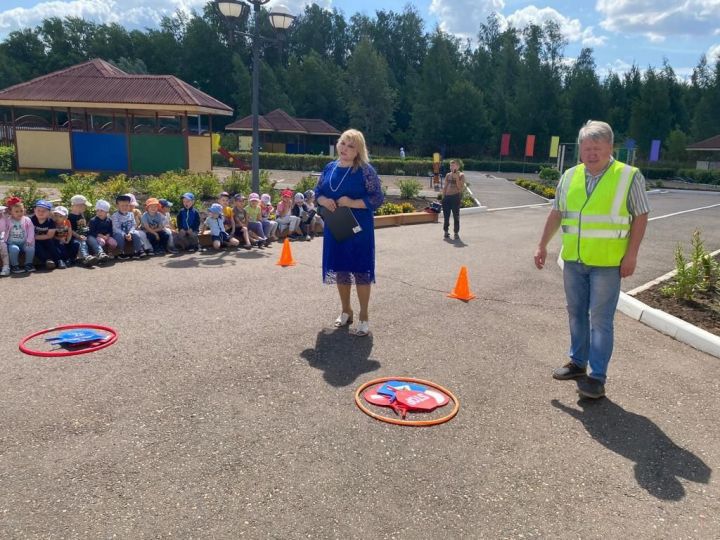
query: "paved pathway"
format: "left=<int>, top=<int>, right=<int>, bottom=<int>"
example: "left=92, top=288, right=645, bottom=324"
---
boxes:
left=0, top=172, right=719, bottom=538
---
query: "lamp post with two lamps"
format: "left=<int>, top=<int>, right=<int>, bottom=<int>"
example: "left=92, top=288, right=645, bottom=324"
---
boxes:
left=216, top=0, right=295, bottom=194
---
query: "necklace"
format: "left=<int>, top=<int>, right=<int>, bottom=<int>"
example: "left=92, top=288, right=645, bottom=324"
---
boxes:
left=329, top=161, right=352, bottom=192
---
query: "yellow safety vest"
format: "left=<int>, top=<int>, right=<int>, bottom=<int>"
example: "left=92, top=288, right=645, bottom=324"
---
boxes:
left=559, top=161, right=635, bottom=267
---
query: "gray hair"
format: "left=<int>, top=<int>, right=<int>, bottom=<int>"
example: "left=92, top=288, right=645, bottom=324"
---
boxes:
left=578, top=120, right=614, bottom=145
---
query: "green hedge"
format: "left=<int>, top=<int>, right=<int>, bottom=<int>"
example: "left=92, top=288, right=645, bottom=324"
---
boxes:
left=212, top=151, right=554, bottom=175
left=0, top=146, right=16, bottom=172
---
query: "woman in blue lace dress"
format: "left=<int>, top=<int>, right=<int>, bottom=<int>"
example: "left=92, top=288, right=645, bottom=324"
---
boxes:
left=315, top=129, right=384, bottom=336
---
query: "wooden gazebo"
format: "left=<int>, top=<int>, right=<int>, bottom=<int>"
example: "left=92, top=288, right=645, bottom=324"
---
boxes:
left=225, top=109, right=340, bottom=155
left=0, top=59, right=233, bottom=174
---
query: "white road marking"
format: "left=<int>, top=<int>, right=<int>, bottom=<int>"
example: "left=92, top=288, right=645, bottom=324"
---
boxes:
left=648, top=203, right=720, bottom=221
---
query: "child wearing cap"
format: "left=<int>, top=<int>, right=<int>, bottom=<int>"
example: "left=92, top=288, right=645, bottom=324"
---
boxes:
left=31, top=199, right=61, bottom=270
left=0, top=204, right=9, bottom=276
left=275, top=189, right=302, bottom=239
left=158, top=199, right=178, bottom=254
left=141, top=198, right=169, bottom=255
left=177, top=192, right=200, bottom=252
left=68, top=194, right=97, bottom=266
left=126, top=193, right=153, bottom=254
left=51, top=206, right=73, bottom=267
left=2, top=197, right=35, bottom=273
left=88, top=199, right=114, bottom=262
left=246, top=193, right=268, bottom=247
left=201, top=203, right=239, bottom=250
left=231, top=194, right=253, bottom=249
left=291, top=192, right=316, bottom=241
left=112, top=194, right=147, bottom=259
left=304, top=190, right=324, bottom=235
left=260, top=193, right=278, bottom=241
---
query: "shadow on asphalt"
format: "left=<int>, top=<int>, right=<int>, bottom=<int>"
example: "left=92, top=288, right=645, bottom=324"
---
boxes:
left=300, top=328, right=380, bottom=387
left=551, top=398, right=711, bottom=501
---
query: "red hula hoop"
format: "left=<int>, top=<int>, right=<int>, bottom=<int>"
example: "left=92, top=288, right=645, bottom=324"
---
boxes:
left=19, top=324, right=119, bottom=358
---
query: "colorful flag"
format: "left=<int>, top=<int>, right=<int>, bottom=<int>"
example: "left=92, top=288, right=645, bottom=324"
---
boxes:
left=525, top=135, right=536, bottom=158
left=500, top=133, right=511, bottom=156
left=549, top=136, right=560, bottom=158
left=649, top=139, right=661, bottom=162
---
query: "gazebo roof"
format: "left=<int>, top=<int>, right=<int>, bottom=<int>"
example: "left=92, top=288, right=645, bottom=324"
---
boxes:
left=686, top=135, right=720, bottom=151
left=226, top=109, right=340, bottom=136
left=0, top=59, right=233, bottom=116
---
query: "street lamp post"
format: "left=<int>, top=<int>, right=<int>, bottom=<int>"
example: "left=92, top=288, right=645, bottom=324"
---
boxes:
left=216, top=0, right=294, bottom=194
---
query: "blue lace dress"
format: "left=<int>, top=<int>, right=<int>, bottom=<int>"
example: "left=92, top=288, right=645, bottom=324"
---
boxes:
left=315, top=161, right=384, bottom=284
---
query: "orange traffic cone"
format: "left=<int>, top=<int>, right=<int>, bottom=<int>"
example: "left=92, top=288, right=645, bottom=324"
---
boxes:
left=276, top=238, right=297, bottom=266
left=447, top=266, right=476, bottom=301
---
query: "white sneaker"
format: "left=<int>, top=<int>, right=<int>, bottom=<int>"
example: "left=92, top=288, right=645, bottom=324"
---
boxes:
left=0, top=267, right=9, bottom=277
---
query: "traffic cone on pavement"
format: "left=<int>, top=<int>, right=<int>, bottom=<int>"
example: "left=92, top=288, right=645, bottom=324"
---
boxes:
left=447, top=266, right=476, bottom=301
left=276, top=238, right=297, bottom=266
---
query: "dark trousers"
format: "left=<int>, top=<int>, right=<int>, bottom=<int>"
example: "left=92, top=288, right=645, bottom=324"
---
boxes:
left=442, top=193, right=461, bottom=234
left=35, top=239, right=60, bottom=264
left=147, top=230, right=170, bottom=252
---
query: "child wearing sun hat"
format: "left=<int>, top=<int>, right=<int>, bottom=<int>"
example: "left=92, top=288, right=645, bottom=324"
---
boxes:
left=176, top=192, right=200, bottom=252
left=88, top=199, right=114, bottom=262
left=201, top=203, right=239, bottom=250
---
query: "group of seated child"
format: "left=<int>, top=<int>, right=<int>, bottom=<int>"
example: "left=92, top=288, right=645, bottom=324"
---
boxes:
left=0, top=188, right=323, bottom=276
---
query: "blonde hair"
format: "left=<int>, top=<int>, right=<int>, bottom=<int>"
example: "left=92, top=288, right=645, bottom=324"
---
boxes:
left=337, top=129, right=369, bottom=170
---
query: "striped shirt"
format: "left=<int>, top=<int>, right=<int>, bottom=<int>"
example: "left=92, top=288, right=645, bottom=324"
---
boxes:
left=552, top=158, right=651, bottom=217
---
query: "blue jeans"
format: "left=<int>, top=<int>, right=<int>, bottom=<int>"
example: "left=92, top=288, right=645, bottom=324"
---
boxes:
left=8, top=241, right=35, bottom=266
left=563, top=261, right=621, bottom=383
left=113, top=231, right=144, bottom=253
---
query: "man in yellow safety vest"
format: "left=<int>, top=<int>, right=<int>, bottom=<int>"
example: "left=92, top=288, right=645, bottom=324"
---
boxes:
left=534, top=120, right=650, bottom=399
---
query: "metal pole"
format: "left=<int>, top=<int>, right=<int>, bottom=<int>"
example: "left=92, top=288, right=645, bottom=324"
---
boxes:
left=251, top=2, right=261, bottom=194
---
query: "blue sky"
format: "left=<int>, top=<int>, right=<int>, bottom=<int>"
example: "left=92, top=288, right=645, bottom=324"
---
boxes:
left=1, top=0, right=719, bottom=79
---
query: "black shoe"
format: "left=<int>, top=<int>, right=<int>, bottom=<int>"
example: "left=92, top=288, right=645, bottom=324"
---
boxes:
left=454, top=233, right=460, bottom=240
left=24, top=264, right=36, bottom=273
left=444, top=231, right=450, bottom=238
left=577, top=377, right=606, bottom=399
left=10, top=265, right=24, bottom=274
left=117, top=253, right=130, bottom=260
left=58, top=260, right=68, bottom=269
left=552, top=361, right=586, bottom=380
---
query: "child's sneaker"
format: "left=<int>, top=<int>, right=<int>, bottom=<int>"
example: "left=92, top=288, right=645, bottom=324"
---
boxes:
left=187, top=247, right=197, bottom=253
left=57, top=260, right=67, bottom=269
left=10, top=265, right=24, bottom=274
left=138, top=250, right=148, bottom=258
left=24, top=264, right=35, bottom=273
left=83, top=255, right=96, bottom=266
left=0, top=267, right=10, bottom=277
left=98, top=252, right=110, bottom=263
left=45, top=260, right=56, bottom=270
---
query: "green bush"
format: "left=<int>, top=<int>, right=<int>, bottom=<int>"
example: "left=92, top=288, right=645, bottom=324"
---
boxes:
left=59, top=173, right=99, bottom=206
left=539, top=166, right=561, bottom=183
left=398, top=178, right=422, bottom=199
left=400, top=202, right=415, bottom=213
left=212, top=151, right=555, bottom=176
left=5, top=180, right=51, bottom=207
left=294, top=175, right=320, bottom=195
left=0, top=146, right=16, bottom=172
left=222, top=170, right=274, bottom=197
left=95, top=174, right=134, bottom=205
left=375, top=202, right=403, bottom=216
left=461, top=192, right=476, bottom=208
left=184, top=171, right=223, bottom=200
left=515, top=178, right=555, bottom=199
left=661, top=230, right=719, bottom=301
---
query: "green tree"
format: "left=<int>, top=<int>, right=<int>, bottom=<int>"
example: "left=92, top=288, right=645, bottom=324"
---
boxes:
left=345, top=39, right=397, bottom=145
left=664, top=129, right=689, bottom=162
left=564, top=48, right=606, bottom=132
left=286, top=51, right=346, bottom=128
left=629, top=67, right=671, bottom=157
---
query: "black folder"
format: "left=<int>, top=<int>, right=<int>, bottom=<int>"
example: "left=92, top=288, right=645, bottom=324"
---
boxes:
left=319, top=206, right=362, bottom=242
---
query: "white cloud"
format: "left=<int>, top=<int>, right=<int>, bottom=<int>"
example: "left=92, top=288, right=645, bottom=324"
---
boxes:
left=597, top=0, right=720, bottom=41
left=708, top=43, right=720, bottom=61
left=506, top=6, right=607, bottom=47
left=0, top=0, right=308, bottom=38
left=429, top=0, right=505, bottom=39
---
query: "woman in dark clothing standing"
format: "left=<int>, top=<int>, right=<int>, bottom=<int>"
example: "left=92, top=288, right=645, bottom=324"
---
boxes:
left=442, top=159, right=465, bottom=239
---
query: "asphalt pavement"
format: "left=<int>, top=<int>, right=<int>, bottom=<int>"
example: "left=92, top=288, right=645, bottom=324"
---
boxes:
left=1, top=172, right=719, bottom=538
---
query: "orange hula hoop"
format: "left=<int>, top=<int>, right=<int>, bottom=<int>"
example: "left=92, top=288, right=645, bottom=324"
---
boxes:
left=354, top=376, right=460, bottom=427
